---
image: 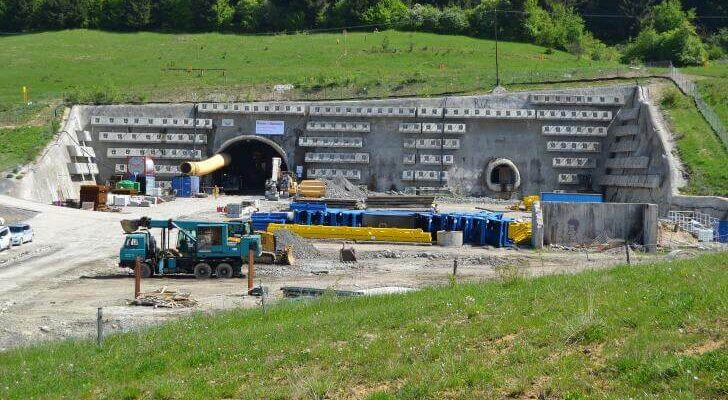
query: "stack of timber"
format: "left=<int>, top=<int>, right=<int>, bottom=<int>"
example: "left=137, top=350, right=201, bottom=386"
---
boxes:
left=129, top=287, right=197, bottom=308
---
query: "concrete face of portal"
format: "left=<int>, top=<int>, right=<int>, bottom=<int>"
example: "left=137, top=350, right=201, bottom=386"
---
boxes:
left=40, top=85, right=727, bottom=218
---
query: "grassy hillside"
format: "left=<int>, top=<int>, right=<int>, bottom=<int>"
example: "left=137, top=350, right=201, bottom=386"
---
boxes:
left=0, top=30, right=621, bottom=108
left=1, top=253, right=726, bottom=399
left=661, top=88, right=728, bottom=196
left=0, top=126, right=55, bottom=173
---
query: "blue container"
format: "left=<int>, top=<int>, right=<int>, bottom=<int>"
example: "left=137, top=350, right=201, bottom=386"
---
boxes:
left=540, top=192, right=603, bottom=203
left=716, top=220, right=728, bottom=243
left=171, top=175, right=200, bottom=197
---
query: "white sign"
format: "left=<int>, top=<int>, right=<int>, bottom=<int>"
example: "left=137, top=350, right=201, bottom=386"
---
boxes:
left=221, top=118, right=234, bottom=127
left=295, top=165, right=303, bottom=178
left=256, top=120, right=285, bottom=135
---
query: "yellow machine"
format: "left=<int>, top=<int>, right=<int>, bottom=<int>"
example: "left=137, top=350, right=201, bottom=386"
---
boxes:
left=297, top=180, right=325, bottom=198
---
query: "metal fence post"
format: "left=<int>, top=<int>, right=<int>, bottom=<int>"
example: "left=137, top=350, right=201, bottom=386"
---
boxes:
left=96, top=307, right=103, bottom=346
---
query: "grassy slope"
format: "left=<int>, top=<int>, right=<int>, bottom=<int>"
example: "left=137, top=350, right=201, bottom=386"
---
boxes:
left=684, top=61, right=728, bottom=127
left=0, top=30, right=619, bottom=106
left=1, top=253, right=726, bottom=399
left=0, top=126, right=54, bottom=172
left=660, top=88, right=728, bottom=196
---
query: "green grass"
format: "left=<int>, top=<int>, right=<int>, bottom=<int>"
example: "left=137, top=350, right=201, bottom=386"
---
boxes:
left=0, top=29, right=621, bottom=108
left=660, top=88, right=728, bottom=196
left=0, top=125, right=55, bottom=173
left=1, top=253, right=726, bottom=399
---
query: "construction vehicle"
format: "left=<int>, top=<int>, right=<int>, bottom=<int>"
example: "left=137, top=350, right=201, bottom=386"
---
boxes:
left=118, top=217, right=267, bottom=278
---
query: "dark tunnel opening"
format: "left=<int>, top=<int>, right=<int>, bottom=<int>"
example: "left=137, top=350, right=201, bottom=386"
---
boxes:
left=212, top=139, right=287, bottom=194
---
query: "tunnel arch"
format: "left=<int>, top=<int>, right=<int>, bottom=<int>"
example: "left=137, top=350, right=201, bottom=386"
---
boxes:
left=213, top=135, right=289, bottom=194
left=485, top=158, right=521, bottom=193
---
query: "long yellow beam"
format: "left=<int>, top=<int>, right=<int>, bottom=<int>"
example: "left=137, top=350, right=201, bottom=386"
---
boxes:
left=267, top=224, right=432, bottom=243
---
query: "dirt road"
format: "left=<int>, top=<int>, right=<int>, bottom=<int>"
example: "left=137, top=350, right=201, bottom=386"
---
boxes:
left=0, top=194, right=677, bottom=351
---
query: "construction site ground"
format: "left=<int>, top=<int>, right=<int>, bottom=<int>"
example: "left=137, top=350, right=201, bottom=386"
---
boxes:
left=0, top=194, right=701, bottom=351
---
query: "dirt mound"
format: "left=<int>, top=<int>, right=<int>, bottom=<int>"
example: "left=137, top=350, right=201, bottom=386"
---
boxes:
left=324, top=177, right=367, bottom=200
left=273, top=229, right=321, bottom=259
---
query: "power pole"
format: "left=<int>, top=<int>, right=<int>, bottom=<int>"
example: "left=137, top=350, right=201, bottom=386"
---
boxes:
left=494, top=8, right=500, bottom=87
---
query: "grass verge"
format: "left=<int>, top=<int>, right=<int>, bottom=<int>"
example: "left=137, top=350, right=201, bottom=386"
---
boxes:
left=0, top=125, right=56, bottom=173
left=660, top=87, right=728, bottom=196
left=0, top=252, right=726, bottom=399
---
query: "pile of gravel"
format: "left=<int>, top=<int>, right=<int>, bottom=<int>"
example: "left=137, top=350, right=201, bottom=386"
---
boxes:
left=324, top=177, right=367, bottom=200
left=273, top=229, right=321, bottom=260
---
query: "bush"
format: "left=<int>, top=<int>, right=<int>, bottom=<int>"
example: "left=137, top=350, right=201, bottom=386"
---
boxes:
left=399, top=3, right=441, bottom=33
left=622, top=0, right=707, bottom=66
left=361, top=0, right=407, bottom=27
left=234, top=0, right=263, bottom=32
left=437, top=6, right=468, bottom=35
left=468, top=0, right=520, bottom=40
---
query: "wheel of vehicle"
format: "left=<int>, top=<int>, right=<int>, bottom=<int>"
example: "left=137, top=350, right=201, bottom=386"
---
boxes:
left=194, top=263, right=212, bottom=279
left=215, top=263, right=233, bottom=279
left=139, top=262, right=153, bottom=278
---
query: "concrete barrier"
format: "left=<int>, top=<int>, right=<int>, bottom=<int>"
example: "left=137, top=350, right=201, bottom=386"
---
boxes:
left=542, top=202, right=657, bottom=252
left=437, top=230, right=463, bottom=247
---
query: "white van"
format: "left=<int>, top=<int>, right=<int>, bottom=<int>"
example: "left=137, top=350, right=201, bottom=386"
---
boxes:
left=0, top=226, right=11, bottom=252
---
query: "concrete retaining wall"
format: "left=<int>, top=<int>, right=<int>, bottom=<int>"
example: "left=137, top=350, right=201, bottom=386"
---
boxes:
left=542, top=202, right=658, bottom=250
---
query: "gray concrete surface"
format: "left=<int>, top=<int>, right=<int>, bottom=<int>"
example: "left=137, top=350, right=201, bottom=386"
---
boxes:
left=542, top=202, right=658, bottom=247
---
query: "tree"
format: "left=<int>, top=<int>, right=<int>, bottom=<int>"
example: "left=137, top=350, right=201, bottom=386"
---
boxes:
left=361, top=0, right=407, bottom=26
left=37, top=0, right=88, bottom=29
left=1, top=0, right=35, bottom=31
left=623, top=0, right=708, bottom=66
left=437, top=6, right=468, bottom=35
left=469, top=0, right=522, bottom=40
left=234, top=0, right=264, bottom=32
left=212, top=0, right=234, bottom=30
left=190, top=0, right=218, bottom=31
left=157, top=0, right=193, bottom=31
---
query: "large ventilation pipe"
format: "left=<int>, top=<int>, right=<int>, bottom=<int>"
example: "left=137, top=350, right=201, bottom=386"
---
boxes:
left=179, top=153, right=231, bottom=176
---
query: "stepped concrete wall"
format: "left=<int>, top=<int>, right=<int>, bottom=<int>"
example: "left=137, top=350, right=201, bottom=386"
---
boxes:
left=31, top=84, right=725, bottom=218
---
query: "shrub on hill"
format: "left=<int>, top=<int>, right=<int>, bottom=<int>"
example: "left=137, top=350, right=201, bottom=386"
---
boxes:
left=623, top=0, right=708, bottom=66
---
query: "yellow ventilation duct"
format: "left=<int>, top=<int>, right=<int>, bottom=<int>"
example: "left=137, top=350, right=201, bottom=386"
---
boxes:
left=179, top=153, right=231, bottom=176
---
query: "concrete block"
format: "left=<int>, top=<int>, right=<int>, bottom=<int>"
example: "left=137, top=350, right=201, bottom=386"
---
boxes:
left=437, top=230, right=463, bottom=247
left=542, top=126, right=607, bottom=137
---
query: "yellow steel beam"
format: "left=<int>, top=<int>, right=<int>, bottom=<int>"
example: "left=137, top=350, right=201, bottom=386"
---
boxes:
left=267, top=224, right=432, bottom=243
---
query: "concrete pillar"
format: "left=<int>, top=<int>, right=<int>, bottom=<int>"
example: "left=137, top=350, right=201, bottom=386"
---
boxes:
left=531, top=201, right=544, bottom=249
left=642, top=203, right=658, bottom=253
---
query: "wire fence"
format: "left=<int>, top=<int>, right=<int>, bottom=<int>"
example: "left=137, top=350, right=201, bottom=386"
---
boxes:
left=666, top=65, right=728, bottom=149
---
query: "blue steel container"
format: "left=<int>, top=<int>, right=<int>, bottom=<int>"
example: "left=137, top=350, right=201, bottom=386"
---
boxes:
left=540, top=192, right=603, bottom=203
left=716, top=221, right=728, bottom=243
left=171, top=175, right=200, bottom=197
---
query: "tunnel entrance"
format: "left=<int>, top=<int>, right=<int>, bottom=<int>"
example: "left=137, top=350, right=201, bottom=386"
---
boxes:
left=213, top=138, right=287, bottom=194
left=485, top=158, right=521, bottom=193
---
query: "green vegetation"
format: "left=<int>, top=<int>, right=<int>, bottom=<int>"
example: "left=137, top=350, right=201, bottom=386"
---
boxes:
left=1, top=253, right=726, bottom=399
left=623, top=0, right=709, bottom=66
left=0, top=125, right=55, bottom=172
left=661, top=87, right=728, bottom=196
left=0, top=29, right=622, bottom=108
